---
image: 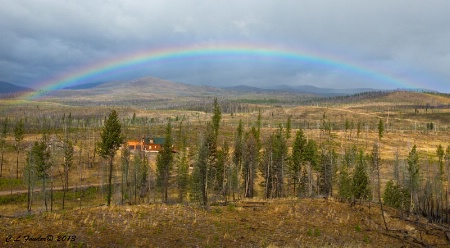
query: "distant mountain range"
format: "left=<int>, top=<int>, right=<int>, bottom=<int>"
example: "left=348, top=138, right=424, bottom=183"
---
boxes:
left=269, top=85, right=376, bottom=96
left=0, top=78, right=441, bottom=98
left=0, top=81, right=34, bottom=94
left=221, top=84, right=377, bottom=96
left=63, top=82, right=105, bottom=90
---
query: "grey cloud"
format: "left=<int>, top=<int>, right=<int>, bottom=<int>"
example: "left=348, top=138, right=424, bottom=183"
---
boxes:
left=1, top=0, right=449, bottom=92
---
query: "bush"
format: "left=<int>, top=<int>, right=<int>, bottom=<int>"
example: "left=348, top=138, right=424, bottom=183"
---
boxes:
left=383, top=180, right=409, bottom=210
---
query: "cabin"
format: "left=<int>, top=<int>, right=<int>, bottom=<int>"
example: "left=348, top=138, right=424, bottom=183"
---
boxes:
left=126, top=137, right=176, bottom=153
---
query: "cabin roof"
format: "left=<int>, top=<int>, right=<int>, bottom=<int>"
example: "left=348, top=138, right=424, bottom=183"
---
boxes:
left=142, top=137, right=165, bottom=145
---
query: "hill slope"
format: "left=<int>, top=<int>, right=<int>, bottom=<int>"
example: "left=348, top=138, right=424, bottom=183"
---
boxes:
left=273, top=84, right=375, bottom=96
left=0, top=81, right=34, bottom=94
left=1, top=199, right=447, bottom=247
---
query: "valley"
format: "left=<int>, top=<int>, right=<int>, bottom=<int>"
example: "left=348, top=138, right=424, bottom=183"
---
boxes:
left=1, top=77, right=450, bottom=247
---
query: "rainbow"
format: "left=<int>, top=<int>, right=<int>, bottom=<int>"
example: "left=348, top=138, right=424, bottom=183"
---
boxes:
left=23, top=42, right=421, bottom=100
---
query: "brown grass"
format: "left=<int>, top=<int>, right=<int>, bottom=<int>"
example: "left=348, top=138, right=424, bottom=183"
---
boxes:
left=1, top=198, right=448, bottom=247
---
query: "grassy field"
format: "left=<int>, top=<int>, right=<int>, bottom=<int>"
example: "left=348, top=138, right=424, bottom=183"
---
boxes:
left=2, top=198, right=449, bottom=247
left=1, top=90, right=450, bottom=246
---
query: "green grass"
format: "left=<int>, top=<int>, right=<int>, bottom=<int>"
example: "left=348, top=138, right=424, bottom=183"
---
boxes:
left=0, top=192, right=27, bottom=204
left=0, top=186, right=98, bottom=205
left=0, top=178, right=25, bottom=191
left=237, top=98, right=281, bottom=104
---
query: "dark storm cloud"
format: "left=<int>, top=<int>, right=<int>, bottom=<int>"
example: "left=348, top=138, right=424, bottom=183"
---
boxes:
left=1, top=0, right=449, bottom=92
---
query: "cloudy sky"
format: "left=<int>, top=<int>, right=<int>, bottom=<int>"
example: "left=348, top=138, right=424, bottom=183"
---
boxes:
left=1, top=0, right=450, bottom=92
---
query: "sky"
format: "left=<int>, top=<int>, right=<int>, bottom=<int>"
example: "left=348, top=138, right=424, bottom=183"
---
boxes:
left=1, top=0, right=450, bottom=92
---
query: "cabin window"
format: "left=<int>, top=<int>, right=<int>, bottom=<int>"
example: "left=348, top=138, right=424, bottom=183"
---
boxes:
left=136, top=145, right=141, bottom=150
left=129, top=145, right=135, bottom=150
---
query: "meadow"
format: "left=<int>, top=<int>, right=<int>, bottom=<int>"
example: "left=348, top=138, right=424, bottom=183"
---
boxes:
left=1, top=88, right=450, bottom=247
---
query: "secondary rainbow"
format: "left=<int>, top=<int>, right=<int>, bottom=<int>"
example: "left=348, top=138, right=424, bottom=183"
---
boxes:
left=23, top=42, right=419, bottom=100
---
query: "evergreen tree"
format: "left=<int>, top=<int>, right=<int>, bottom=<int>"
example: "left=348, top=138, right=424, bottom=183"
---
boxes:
left=206, top=99, right=221, bottom=192
left=260, top=134, right=275, bottom=199
left=255, top=109, right=262, bottom=150
left=338, top=162, right=352, bottom=201
left=356, top=121, right=362, bottom=140
left=0, top=118, right=8, bottom=177
left=272, top=125, right=288, bottom=197
left=212, top=98, right=222, bottom=138
left=156, top=121, right=174, bottom=203
left=352, top=150, right=371, bottom=202
left=286, top=115, right=292, bottom=140
left=32, top=139, right=51, bottom=211
left=219, top=141, right=229, bottom=201
left=437, top=144, right=445, bottom=181
left=132, top=153, right=143, bottom=203
left=393, top=147, right=401, bottom=183
left=233, top=120, right=243, bottom=196
left=290, top=129, right=307, bottom=196
left=139, top=154, right=149, bottom=200
left=192, top=135, right=210, bottom=206
left=378, top=118, right=384, bottom=140
left=304, top=139, right=318, bottom=197
left=320, top=147, right=336, bottom=197
left=407, top=145, right=420, bottom=214
left=371, top=142, right=388, bottom=229
left=177, top=147, right=189, bottom=203
left=14, top=119, right=25, bottom=179
left=242, top=132, right=258, bottom=198
left=121, top=144, right=131, bottom=204
left=369, top=143, right=380, bottom=201
left=383, top=180, right=409, bottom=210
left=62, top=140, right=74, bottom=209
left=97, top=110, right=124, bottom=206
left=215, top=147, right=225, bottom=193
left=446, top=145, right=450, bottom=182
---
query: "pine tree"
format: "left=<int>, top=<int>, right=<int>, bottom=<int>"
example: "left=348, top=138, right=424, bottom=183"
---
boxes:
left=139, top=154, right=149, bottom=201
left=121, top=144, right=131, bottom=204
left=62, top=140, right=74, bottom=209
left=192, top=135, right=210, bottom=206
left=212, top=98, right=222, bottom=138
left=177, top=148, right=189, bottom=203
left=132, top=153, right=143, bottom=203
left=371, top=142, right=388, bottom=229
left=338, top=162, right=352, bottom=201
left=393, top=147, right=401, bottom=183
left=233, top=120, right=243, bottom=196
left=272, top=125, right=288, bottom=197
left=255, top=109, right=262, bottom=150
left=286, top=115, right=292, bottom=140
left=0, top=118, right=8, bottom=177
left=32, top=139, right=51, bottom=211
left=352, top=150, right=371, bottom=202
left=290, top=129, right=306, bottom=196
left=383, top=180, right=409, bottom=210
left=207, top=99, right=221, bottom=192
left=369, top=143, right=380, bottom=201
left=437, top=144, right=445, bottom=181
left=156, top=121, right=174, bottom=203
left=304, top=139, right=318, bottom=197
left=378, top=118, right=384, bottom=140
left=320, top=147, right=336, bottom=197
left=243, top=132, right=257, bottom=198
left=97, top=110, right=124, bottom=206
left=260, top=134, right=275, bottom=199
left=356, top=121, right=362, bottom=140
left=25, top=147, right=37, bottom=211
left=407, top=145, right=420, bottom=215
left=14, top=119, right=24, bottom=179
left=446, top=146, right=450, bottom=184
